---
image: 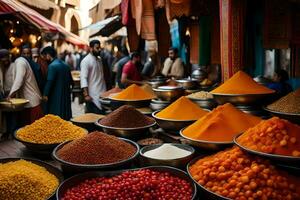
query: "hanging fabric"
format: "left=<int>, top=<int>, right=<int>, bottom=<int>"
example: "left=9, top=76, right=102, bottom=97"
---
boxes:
left=141, top=0, right=156, bottom=40
left=165, top=0, right=191, bottom=24
left=121, top=0, right=129, bottom=25
left=131, top=0, right=142, bottom=35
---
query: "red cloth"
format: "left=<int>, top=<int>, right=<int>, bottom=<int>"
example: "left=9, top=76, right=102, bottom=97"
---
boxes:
left=121, top=0, right=129, bottom=25
left=122, top=61, right=142, bottom=81
left=20, top=104, right=44, bottom=126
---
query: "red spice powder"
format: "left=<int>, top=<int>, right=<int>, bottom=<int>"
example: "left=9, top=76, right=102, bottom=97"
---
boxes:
left=56, top=131, right=136, bottom=164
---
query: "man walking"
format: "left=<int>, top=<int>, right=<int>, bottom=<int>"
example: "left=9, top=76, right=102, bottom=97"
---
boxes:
left=80, top=40, right=107, bottom=114
left=41, top=46, right=72, bottom=120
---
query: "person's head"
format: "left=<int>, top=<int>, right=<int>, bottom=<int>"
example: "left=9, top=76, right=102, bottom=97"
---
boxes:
left=31, top=48, right=39, bottom=62
left=168, top=47, right=178, bottom=60
left=40, top=46, right=57, bottom=63
left=130, top=52, right=141, bottom=64
left=89, top=40, right=101, bottom=57
left=21, top=44, right=31, bottom=59
left=0, top=49, right=10, bottom=67
left=273, top=69, right=289, bottom=83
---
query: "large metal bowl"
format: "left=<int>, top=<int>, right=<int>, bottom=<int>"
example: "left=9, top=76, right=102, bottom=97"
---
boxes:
left=211, top=92, right=275, bottom=106
left=263, top=107, right=300, bottom=124
left=70, top=115, right=105, bottom=132
left=153, top=86, right=185, bottom=101
left=149, top=99, right=171, bottom=111
left=180, top=128, right=234, bottom=151
left=147, top=78, right=167, bottom=88
left=99, top=97, right=112, bottom=110
left=0, top=157, right=64, bottom=200
left=176, top=78, right=199, bottom=90
left=187, top=156, right=230, bottom=200
left=95, top=120, right=156, bottom=138
left=152, top=111, right=196, bottom=134
left=139, top=143, right=195, bottom=169
left=56, top=166, right=198, bottom=200
left=52, top=138, right=139, bottom=174
left=109, top=98, right=152, bottom=110
left=14, top=128, right=88, bottom=156
left=0, top=98, right=29, bottom=112
left=188, top=97, right=217, bottom=110
left=234, top=134, right=300, bottom=163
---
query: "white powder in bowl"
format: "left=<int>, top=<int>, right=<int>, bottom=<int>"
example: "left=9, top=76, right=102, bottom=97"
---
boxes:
left=143, top=144, right=192, bottom=160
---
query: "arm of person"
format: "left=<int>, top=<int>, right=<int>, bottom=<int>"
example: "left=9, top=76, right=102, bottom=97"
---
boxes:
left=43, top=65, right=56, bottom=101
left=8, top=59, right=26, bottom=98
left=121, top=73, right=145, bottom=85
left=80, top=60, right=92, bottom=102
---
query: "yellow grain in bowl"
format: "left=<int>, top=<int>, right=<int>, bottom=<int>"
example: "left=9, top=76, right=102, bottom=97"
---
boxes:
left=16, top=114, right=87, bottom=144
left=72, top=113, right=105, bottom=123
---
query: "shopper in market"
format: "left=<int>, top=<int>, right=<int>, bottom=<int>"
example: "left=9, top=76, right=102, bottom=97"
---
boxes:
left=161, top=47, right=184, bottom=79
left=113, top=53, right=130, bottom=88
left=267, top=69, right=293, bottom=97
left=8, top=48, right=43, bottom=125
left=80, top=40, right=107, bottom=114
left=41, top=46, right=72, bottom=120
left=121, top=52, right=144, bottom=87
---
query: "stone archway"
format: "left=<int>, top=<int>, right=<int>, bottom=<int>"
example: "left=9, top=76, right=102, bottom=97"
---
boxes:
left=65, top=9, right=82, bottom=36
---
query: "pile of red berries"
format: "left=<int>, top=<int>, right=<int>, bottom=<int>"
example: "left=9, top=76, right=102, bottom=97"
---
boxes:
left=62, top=169, right=193, bottom=200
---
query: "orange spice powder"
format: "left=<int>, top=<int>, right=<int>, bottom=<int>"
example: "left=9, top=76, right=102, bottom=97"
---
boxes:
left=155, top=96, right=208, bottom=120
left=182, top=103, right=261, bottom=142
left=112, top=84, right=155, bottom=100
left=211, top=71, right=275, bottom=94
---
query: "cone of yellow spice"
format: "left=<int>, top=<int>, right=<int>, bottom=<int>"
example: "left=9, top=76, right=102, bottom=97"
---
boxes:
left=155, top=96, right=208, bottom=120
left=211, top=71, right=274, bottom=94
left=182, top=103, right=261, bottom=142
left=111, top=84, right=155, bottom=100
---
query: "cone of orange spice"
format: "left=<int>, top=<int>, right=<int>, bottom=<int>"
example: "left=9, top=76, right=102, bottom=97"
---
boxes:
left=182, top=103, right=261, bottom=142
left=111, top=84, right=155, bottom=100
left=155, top=96, right=208, bottom=120
left=189, top=147, right=300, bottom=200
left=211, top=71, right=274, bottom=94
left=237, top=117, right=300, bottom=157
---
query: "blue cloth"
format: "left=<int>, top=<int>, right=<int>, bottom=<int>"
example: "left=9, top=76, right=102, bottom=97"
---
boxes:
left=267, top=82, right=293, bottom=97
left=43, top=59, right=72, bottom=120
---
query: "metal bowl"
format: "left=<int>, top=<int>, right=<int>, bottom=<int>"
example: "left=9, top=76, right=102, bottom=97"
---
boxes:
left=263, top=107, right=300, bottom=124
left=109, top=98, right=152, bottom=110
left=56, top=166, right=198, bottom=200
left=176, top=78, right=199, bottom=90
left=99, top=97, right=111, bottom=110
left=211, top=93, right=275, bottom=106
left=95, top=120, right=156, bottom=138
left=139, top=143, right=195, bottom=169
left=187, top=156, right=230, bottom=200
left=70, top=115, right=105, bottom=132
left=147, top=79, right=166, bottom=88
left=0, top=157, right=64, bottom=200
left=136, top=107, right=153, bottom=116
left=14, top=128, right=88, bottom=155
left=149, top=99, right=171, bottom=111
left=153, top=86, right=185, bottom=101
left=0, top=98, right=29, bottom=112
left=52, top=138, right=139, bottom=174
left=188, top=97, right=217, bottom=110
left=234, top=134, right=300, bottom=163
left=180, top=128, right=234, bottom=151
left=152, top=111, right=196, bottom=134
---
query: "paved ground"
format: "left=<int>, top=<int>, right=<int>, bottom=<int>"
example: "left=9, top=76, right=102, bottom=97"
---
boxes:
left=71, top=97, right=85, bottom=117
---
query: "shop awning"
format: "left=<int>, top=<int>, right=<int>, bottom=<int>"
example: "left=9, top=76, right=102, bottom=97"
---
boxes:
left=0, top=0, right=87, bottom=46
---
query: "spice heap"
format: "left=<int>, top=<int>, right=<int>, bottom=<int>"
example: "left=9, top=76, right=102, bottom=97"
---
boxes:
left=182, top=103, right=261, bottom=142
left=211, top=71, right=274, bottom=94
left=112, top=84, right=155, bottom=100
left=156, top=96, right=208, bottom=120
left=187, top=91, right=213, bottom=99
left=57, top=132, right=136, bottom=164
left=99, top=105, right=155, bottom=128
left=100, top=87, right=123, bottom=98
left=267, top=89, right=300, bottom=114
left=189, top=147, right=300, bottom=200
left=16, top=114, right=87, bottom=144
left=237, top=117, right=300, bottom=157
left=72, top=113, right=105, bottom=123
left=0, top=160, right=59, bottom=200
left=61, top=169, right=193, bottom=200
left=143, top=144, right=192, bottom=160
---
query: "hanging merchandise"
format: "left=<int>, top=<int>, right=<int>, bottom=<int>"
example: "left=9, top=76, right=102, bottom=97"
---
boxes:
left=141, top=0, right=156, bottom=40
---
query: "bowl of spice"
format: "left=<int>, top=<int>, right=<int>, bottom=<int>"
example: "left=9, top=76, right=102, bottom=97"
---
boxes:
left=96, top=105, right=156, bottom=138
left=180, top=103, right=261, bottom=150
left=140, top=143, right=195, bottom=169
left=56, top=166, right=197, bottom=200
left=235, top=117, right=300, bottom=162
left=152, top=97, right=208, bottom=134
left=0, top=98, right=29, bottom=111
left=109, top=84, right=155, bottom=109
left=153, top=85, right=185, bottom=102
left=210, top=71, right=275, bottom=105
left=265, top=89, right=300, bottom=124
left=187, top=91, right=218, bottom=110
left=187, top=147, right=300, bottom=200
left=70, top=113, right=105, bottom=131
left=14, top=114, right=88, bottom=155
left=0, top=157, right=63, bottom=200
left=52, top=131, right=139, bottom=174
